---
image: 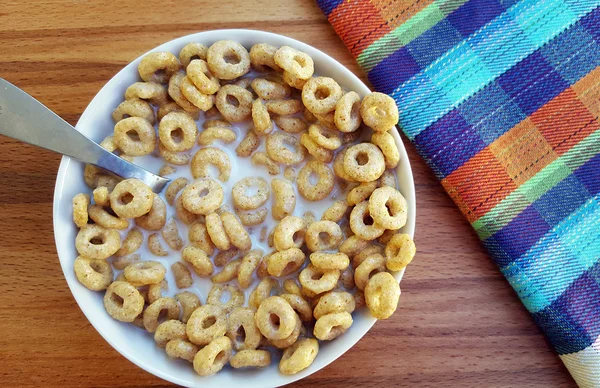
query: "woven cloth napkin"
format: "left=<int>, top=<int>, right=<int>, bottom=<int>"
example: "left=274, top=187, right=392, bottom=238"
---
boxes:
left=316, top=0, right=600, bottom=385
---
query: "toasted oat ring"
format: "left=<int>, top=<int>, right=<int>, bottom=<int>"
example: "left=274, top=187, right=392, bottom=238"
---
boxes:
left=207, top=40, right=251, bottom=80
left=310, top=252, right=349, bottom=271
left=251, top=152, right=279, bottom=175
left=250, top=78, right=291, bottom=100
left=266, top=132, right=306, bottom=165
left=212, top=259, right=242, bottom=283
left=360, top=92, right=399, bottom=132
left=271, top=179, right=296, bottom=220
left=188, top=222, right=215, bottom=257
left=333, top=146, right=355, bottom=181
left=237, top=250, right=263, bottom=289
left=179, top=42, right=208, bottom=67
left=369, top=186, right=408, bottom=230
left=154, top=320, right=187, bottom=348
left=273, top=216, right=306, bottom=251
left=113, top=117, right=156, bottom=156
left=283, top=70, right=307, bottom=89
left=313, top=291, right=355, bottom=319
left=168, top=72, right=201, bottom=113
left=299, top=264, right=340, bottom=295
left=274, top=46, right=314, bottom=80
left=384, top=233, right=416, bottom=271
left=314, top=312, right=353, bottom=340
left=255, top=296, right=297, bottom=340
left=187, top=304, right=227, bottom=346
left=305, top=220, right=343, bottom=252
left=365, top=272, right=401, bottom=319
left=165, top=177, right=188, bottom=206
left=191, top=147, right=231, bottom=182
left=174, top=195, right=201, bottom=225
left=88, top=204, right=129, bottom=230
left=266, top=99, right=303, bottom=115
left=350, top=200, right=385, bottom=240
left=221, top=211, right=252, bottom=251
left=299, top=133, right=333, bottom=163
left=230, top=350, right=271, bottom=369
left=249, top=43, right=281, bottom=72
left=207, top=284, right=245, bottom=313
left=158, top=111, right=198, bottom=152
left=308, top=124, right=342, bottom=150
left=115, top=228, right=143, bottom=258
left=205, top=212, right=231, bottom=250
left=279, top=338, right=319, bottom=375
left=347, top=181, right=378, bottom=206
left=103, top=281, right=144, bottom=322
left=297, top=161, right=334, bottom=202
left=237, top=208, right=268, bottom=226
left=215, top=84, right=253, bottom=122
left=354, top=253, right=386, bottom=290
left=74, top=256, right=113, bottom=291
left=148, top=233, right=168, bottom=257
left=180, top=76, right=215, bottom=111
left=72, top=193, right=90, bottom=228
left=112, top=98, right=155, bottom=124
left=161, top=218, right=184, bottom=251
left=182, top=245, right=214, bottom=276
left=353, top=245, right=384, bottom=268
left=176, top=291, right=202, bottom=324
left=134, top=195, right=167, bottom=231
left=171, top=261, right=193, bottom=289
left=181, top=179, right=224, bottom=215
left=280, top=293, right=312, bottom=322
left=75, top=224, right=121, bottom=260
left=267, top=248, right=305, bottom=277
left=273, top=116, right=308, bottom=134
left=343, top=143, right=386, bottom=182
left=252, top=99, right=273, bottom=135
left=109, top=179, right=154, bottom=218
left=187, top=59, right=220, bottom=94
left=236, top=129, right=260, bottom=157
left=92, top=186, right=110, bottom=206
left=124, top=261, right=166, bottom=286
left=321, top=200, right=349, bottom=223
left=371, top=131, right=400, bottom=169
left=198, top=126, right=237, bottom=146
left=166, top=339, right=199, bottom=362
left=226, top=307, right=262, bottom=350
left=193, top=336, right=232, bottom=376
left=249, top=278, right=277, bottom=310
left=125, top=82, right=169, bottom=106
left=302, top=77, right=343, bottom=114
left=334, top=91, right=362, bottom=133
left=339, top=235, right=369, bottom=257
left=158, top=143, right=191, bottom=166
left=232, top=177, right=269, bottom=211
left=270, top=313, right=301, bottom=349
left=138, top=52, right=180, bottom=83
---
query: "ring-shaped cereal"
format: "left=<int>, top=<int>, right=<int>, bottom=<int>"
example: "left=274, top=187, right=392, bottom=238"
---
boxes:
left=207, top=40, right=251, bottom=80
left=158, top=111, right=198, bottom=152
left=321, top=200, right=349, bottom=223
left=267, top=248, right=305, bottom=277
left=112, top=98, right=155, bottom=124
left=280, top=293, right=313, bottom=322
left=115, top=228, right=143, bottom=258
left=232, top=177, right=269, bottom=210
left=92, top=186, right=110, bottom=206
left=273, top=216, right=306, bottom=251
left=384, top=233, right=416, bottom=271
left=186, top=304, right=227, bottom=346
left=161, top=218, right=184, bottom=251
left=249, top=43, right=280, bottom=72
left=113, top=117, right=156, bottom=156
left=255, top=296, right=297, bottom=340
left=212, top=259, right=241, bottom=283
left=283, top=70, right=307, bottom=89
left=236, top=129, right=260, bottom=157
left=249, top=278, right=278, bottom=310
left=273, top=116, right=308, bottom=134
left=213, top=249, right=237, bottom=268
left=379, top=170, right=397, bottom=189
left=237, top=207, right=268, bottom=226
left=274, top=46, right=314, bottom=80
left=339, top=235, right=369, bottom=256
left=313, top=291, right=355, bottom=319
left=252, top=99, right=273, bottom=135
left=343, top=143, right=386, bottom=183
left=207, top=284, right=244, bottom=313
left=299, top=133, right=333, bottom=163
left=250, top=78, right=291, bottom=100
left=180, top=76, right=215, bottom=111
left=314, top=312, right=353, bottom=340
left=148, top=233, right=168, bottom=257
left=302, top=77, right=343, bottom=114
left=369, top=186, right=408, bottom=230
left=371, top=131, right=400, bottom=169
left=146, top=280, right=168, bottom=304
left=215, top=84, right=253, bottom=122
left=168, top=72, right=201, bottom=114
left=165, top=177, right=188, bottom=206
left=353, top=244, right=384, bottom=268
left=266, top=99, right=303, bottom=115
left=271, top=179, right=296, bottom=220
left=124, top=261, right=166, bottom=286
left=310, top=252, right=349, bottom=271
left=166, top=339, right=200, bottom=362
left=221, top=211, right=252, bottom=251
left=88, top=204, right=129, bottom=230
left=198, top=126, right=237, bottom=145
left=270, top=314, right=301, bottom=349
left=179, top=42, right=208, bottom=66
left=138, top=52, right=180, bottom=83
left=334, top=91, right=362, bottom=133
left=187, top=59, right=220, bottom=94
left=230, top=350, right=271, bottom=369
left=297, top=161, right=334, bottom=202
left=103, top=281, right=144, bottom=322
left=299, top=264, right=340, bottom=295
left=365, top=272, right=401, bottom=319
left=176, top=291, right=202, bottom=323
left=360, top=92, right=399, bottom=132
left=347, top=181, right=378, bottom=206
left=134, top=195, right=167, bottom=231
left=354, top=253, right=386, bottom=290
left=191, top=147, right=231, bottom=182
left=226, top=307, right=262, bottom=350
left=205, top=212, right=232, bottom=251
left=72, top=193, right=89, bottom=227
left=251, top=152, right=280, bottom=175
left=350, top=200, right=385, bottom=240
left=182, top=245, right=214, bottom=277
left=187, top=222, right=215, bottom=256
left=75, top=224, right=121, bottom=260
left=279, top=338, right=319, bottom=375
left=283, top=279, right=303, bottom=297
left=125, top=82, right=169, bottom=106
left=308, top=124, right=342, bottom=150
left=305, top=220, right=343, bottom=252
left=193, top=336, right=232, bottom=376
left=175, top=195, right=201, bottom=226
left=143, top=297, right=181, bottom=333
left=154, top=320, right=187, bottom=347
left=74, top=256, right=113, bottom=291
left=238, top=250, right=262, bottom=289
left=181, top=179, right=224, bottom=215
left=332, top=146, right=355, bottom=181
left=159, top=164, right=176, bottom=176
left=109, top=178, right=154, bottom=218
left=266, top=132, right=306, bottom=165
left=158, top=143, right=191, bottom=166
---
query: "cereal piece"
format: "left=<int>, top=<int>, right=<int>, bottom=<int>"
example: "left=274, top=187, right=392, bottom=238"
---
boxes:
left=176, top=291, right=202, bottom=323
left=273, top=116, right=308, bottom=134
left=250, top=78, right=291, bottom=100
left=308, top=124, right=342, bottom=150
left=154, top=320, right=187, bottom=347
left=270, top=314, right=301, bottom=349
left=226, top=307, right=262, bottom=351
left=385, top=233, right=416, bottom=271
left=103, top=281, right=144, bottom=322
left=188, top=222, right=215, bottom=256
left=143, top=297, right=180, bottom=333
left=379, top=170, right=397, bottom=189
left=265, top=99, right=302, bottom=116
left=138, top=52, right=180, bottom=83
left=321, top=200, right=349, bottom=223
left=267, top=248, right=305, bottom=277
left=135, top=195, right=167, bottom=231
left=299, top=264, right=340, bottom=295
left=146, top=280, right=168, bottom=304
left=230, top=349, right=271, bottom=369
left=74, top=256, right=113, bottom=291
left=255, top=296, right=297, bottom=340
left=314, top=312, right=352, bottom=340
left=171, top=262, right=192, bottom=289
left=249, top=278, right=278, bottom=310
left=92, top=186, right=110, bottom=207
left=87, top=205, right=127, bottom=230
left=282, top=70, right=307, bottom=89
left=252, top=99, right=273, bottom=135
left=113, top=117, right=156, bottom=156
left=187, top=59, right=220, bottom=94
left=72, top=193, right=90, bottom=228
left=360, top=92, right=399, bottom=132
left=198, top=126, right=237, bottom=146
left=158, top=143, right=191, bottom=166
left=274, top=46, right=314, bottom=80
left=305, top=220, right=343, bottom=252
left=187, top=304, right=227, bottom=346
left=365, top=272, right=400, bottom=319
left=148, top=233, right=168, bottom=256
left=169, top=72, right=201, bottom=113
left=284, top=166, right=296, bottom=182
left=161, top=218, right=184, bottom=250
left=213, top=249, right=237, bottom=267
left=75, top=224, right=121, bottom=260
left=237, top=207, right=268, bottom=226
left=334, top=91, right=362, bottom=133
left=342, top=128, right=363, bottom=144
left=124, top=261, right=166, bottom=286
left=270, top=179, right=295, bottom=221
left=369, top=186, right=408, bottom=231
left=159, top=164, right=176, bottom=176
left=207, top=40, right=251, bottom=80
left=251, top=152, right=279, bottom=175
left=350, top=200, right=385, bottom=240
left=191, top=147, right=231, bottom=182
left=180, top=76, right=215, bottom=111
left=280, top=293, right=312, bottom=322
left=300, top=133, right=333, bottom=163
left=211, top=259, right=241, bottom=283
left=297, top=161, right=334, bottom=202
left=125, top=82, right=169, bottom=106
left=302, top=77, right=342, bottom=114
left=182, top=246, right=214, bottom=277
left=205, top=212, right=231, bottom=250
left=354, top=254, right=386, bottom=290
left=181, top=179, right=224, bottom=215
left=273, top=216, right=306, bottom=251
left=339, top=235, right=369, bottom=256
left=109, top=179, right=154, bottom=218
left=207, top=284, right=244, bottom=314
left=220, top=211, right=252, bottom=251
left=249, top=43, right=280, bottom=72
left=266, top=132, right=306, bottom=165
left=333, top=146, right=355, bottom=181
left=353, top=244, right=384, bottom=268
left=303, top=211, right=316, bottom=227
left=173, top=197, right=199, bottom=226
left=166, top=339, right=199, bottom=362
left=215, top=84, right=253, bottom=122
left=158, top=111, right=198, bottom=152
left=340, top=266, right=355, bottom=289
left=371, top=132, right=400, bottom=169
left=310, top=252, right=349, bottom=271
left=283, top=278, right=302, bottom=297
left=165, top=177, right=188, bottom=206
left=236, top=129, right=260, bottom=157
left=112, top=98, right=155, bottom=124
left=236, top=249, right=261, bottom=289
left=344, top=143, right=386, bottom=182
left=313, top=291, right=355, bottom=319
left=179, top=42, right=208, bottom=66
left=279, top=338, right=319, bottom=375
left=232, top=177, right=270, bottom=210
left=347, top=181, right=378, bottom=206
left=256, top=255, right=270, bottom=279
left=112, top=253, right=140, bottom=270
left=193, top=336, right=232, bottom=376
left=158, top=101, right=199, bottom=121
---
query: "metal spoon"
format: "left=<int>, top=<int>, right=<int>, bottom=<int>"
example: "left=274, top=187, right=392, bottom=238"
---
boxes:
left=0, top=78, right=170, bottom=193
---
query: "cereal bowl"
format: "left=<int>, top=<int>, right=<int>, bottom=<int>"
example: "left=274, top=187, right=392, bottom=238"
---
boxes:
left=53, top=29, right=415, bottom=387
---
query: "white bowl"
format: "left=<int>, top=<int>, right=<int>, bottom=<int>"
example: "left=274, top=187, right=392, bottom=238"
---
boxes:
left=53, top=29, right=416, bottom=387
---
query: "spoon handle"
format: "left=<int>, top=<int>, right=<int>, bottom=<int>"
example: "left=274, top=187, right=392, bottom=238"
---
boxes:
left=0, top=78, right=169, bottom=193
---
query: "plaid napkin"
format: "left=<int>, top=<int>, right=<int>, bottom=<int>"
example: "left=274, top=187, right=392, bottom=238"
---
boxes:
left=316, top=0, right=600, bottom=385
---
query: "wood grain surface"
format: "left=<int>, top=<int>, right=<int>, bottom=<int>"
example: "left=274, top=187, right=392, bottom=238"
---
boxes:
left=0, top=1, right=576, bottom=387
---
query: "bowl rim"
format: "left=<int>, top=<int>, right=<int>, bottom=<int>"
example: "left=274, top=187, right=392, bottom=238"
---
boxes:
left=53, top=28, right=416, bottom=387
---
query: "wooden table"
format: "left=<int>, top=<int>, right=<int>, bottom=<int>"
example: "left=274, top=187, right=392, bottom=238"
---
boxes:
left=0, top=1, right=576, bottom=387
